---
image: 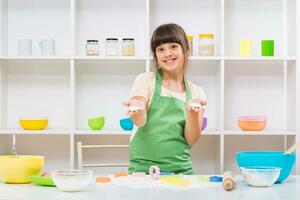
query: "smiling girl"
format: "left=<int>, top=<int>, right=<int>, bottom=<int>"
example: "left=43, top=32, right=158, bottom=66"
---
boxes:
left=123, top=23, right=207, bottom=175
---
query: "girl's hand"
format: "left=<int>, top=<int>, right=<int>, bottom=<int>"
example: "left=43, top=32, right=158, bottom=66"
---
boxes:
left=187, top=99, right=207, bottom=112
left=123, top=99, right=146, bottom=116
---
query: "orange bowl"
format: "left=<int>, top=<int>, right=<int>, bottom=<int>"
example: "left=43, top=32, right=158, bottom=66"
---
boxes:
left=238, top=116, right=267, bottom=131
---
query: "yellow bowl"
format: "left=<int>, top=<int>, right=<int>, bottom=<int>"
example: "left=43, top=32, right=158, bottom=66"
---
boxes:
left=0, top=155, right=45, bottom=183
left=19, top=118, right=48, bottom=130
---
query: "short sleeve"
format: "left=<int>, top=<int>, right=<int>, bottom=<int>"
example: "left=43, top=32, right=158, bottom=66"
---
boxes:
left=130, top=72, right=154, bottom=102
left=193, top=85, right=206, bottom=100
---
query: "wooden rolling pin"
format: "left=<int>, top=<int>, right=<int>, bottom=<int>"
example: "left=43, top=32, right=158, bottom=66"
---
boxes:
left=223, top=171, right=234, bottom=191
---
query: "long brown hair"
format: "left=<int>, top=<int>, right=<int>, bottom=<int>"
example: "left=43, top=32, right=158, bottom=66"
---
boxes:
left=150, top=23, right=189, bottom=77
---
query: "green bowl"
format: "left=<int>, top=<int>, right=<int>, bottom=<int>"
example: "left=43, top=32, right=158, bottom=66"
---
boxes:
left=88, top=116, right=105, bottom=130
left=29, top=175, right=56, bottom=187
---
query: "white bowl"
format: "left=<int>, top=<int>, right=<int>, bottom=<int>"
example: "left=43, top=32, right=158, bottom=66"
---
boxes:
left=51, top=170, right=93, bottom=192
left=240, top=166, right=281, bottom=187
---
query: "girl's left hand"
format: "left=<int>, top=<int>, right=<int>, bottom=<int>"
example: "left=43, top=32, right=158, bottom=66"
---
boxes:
left=187, top=99, right=207, bottom=112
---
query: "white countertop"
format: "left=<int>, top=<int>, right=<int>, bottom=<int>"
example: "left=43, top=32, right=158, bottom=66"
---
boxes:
left=0, top=175, right=299, bottom=200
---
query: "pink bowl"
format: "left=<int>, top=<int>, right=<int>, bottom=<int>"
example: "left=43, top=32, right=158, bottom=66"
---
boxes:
left=238, top=116, right=267, bottom=131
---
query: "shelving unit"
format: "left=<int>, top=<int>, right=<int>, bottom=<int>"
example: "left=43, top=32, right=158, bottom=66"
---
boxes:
left=0, top=0, right=299, bottom=175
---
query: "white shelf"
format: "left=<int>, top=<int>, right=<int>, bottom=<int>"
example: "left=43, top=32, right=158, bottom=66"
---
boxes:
left=0, top=129, right=295, bottom=136
left=0, top=129, right=132, bottom=135
left=224, top=56, right=291, bottom=61
left=222, top=130, right=296, bottom=136
left=73, top=129, right=132, bottom=135
left=201, top=130, right=222, bottom=135
left=75, top=56, right=146, bottom=61
left=0, top=56, right=295, bottom=62
left=0, top=56, right=72, bottom=60
left=286, top=57, right=297, bottom=61
left=0, top=129, right=71, bottom=135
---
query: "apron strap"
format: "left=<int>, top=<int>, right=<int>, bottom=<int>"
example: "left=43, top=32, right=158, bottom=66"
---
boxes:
left=153, top=69, right=163, bottom=98
left=184, top=78, right=192, bottom=101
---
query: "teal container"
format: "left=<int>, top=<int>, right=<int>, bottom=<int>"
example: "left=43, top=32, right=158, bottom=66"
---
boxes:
left=236, top=151, right=296, bottom=183
left=261, top=40, right=274, bottom=56
left=120, top=117, right=134, bottom=131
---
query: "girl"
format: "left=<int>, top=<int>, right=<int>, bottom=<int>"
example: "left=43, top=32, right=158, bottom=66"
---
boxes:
left=123, top=23, right=207, bottom=175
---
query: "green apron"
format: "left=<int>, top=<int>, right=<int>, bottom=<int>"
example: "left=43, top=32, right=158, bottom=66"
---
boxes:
left=129, top=70, right=193, bottom=175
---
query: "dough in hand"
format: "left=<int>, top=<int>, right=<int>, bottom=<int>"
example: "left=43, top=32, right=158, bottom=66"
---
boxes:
left=129, top=105, right=143, bottom=112
left=189, top=102, right=202, bottom=109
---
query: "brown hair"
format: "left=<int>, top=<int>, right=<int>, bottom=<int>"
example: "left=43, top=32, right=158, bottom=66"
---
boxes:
left=150, top=23, right=189, bottom=76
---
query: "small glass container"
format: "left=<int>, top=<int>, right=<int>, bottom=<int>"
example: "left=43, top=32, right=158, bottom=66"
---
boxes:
left=239, top=40, right=252, bottom=56
left=105, top=38, right=119, bottom=56
left=187, top=35, right=193, bottom=56
left=122, top=38, right=135, bottom=56
left=198, top=34, right=214, bottom=56
left=86, top=40, right=99, bottom=56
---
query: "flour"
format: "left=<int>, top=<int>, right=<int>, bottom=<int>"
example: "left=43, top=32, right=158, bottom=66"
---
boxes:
left=241, top=168, right=280, bottom=187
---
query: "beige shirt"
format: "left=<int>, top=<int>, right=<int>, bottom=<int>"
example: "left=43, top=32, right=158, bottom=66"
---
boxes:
left=130, top=72, right=206, bottom=108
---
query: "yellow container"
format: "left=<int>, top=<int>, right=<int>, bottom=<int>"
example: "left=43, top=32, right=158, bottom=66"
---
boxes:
left=19, top=118, right=48, bottom=130
left=187, top=35, right=193, bottom=56
left=239, top=40, right=252, bottom=56
left=0, top=155, right=44, bottom=183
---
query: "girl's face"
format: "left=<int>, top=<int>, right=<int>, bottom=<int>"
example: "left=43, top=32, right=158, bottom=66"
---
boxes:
left=155, top=43, right=184, bottom=74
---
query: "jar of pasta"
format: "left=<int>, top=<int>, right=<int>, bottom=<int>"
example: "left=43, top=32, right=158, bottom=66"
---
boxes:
left=86, top=40, right=100, bottom=56
left=198, top=34, right=214, bottom=56
left=106, top=38, right=119, bottom=56
left=122, top=38, right=135, bottom=56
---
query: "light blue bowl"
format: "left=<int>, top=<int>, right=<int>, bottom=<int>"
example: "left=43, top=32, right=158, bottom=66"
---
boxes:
left=119, top=117, right=134, bottom=131
left=240, top=166, right=281, bottom=187
left=236, top=151, right=296, bottom=183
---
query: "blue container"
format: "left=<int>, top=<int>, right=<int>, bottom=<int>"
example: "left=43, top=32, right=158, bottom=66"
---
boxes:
left=120, top=117, right=134, bottom=131
left=236, top=151, right=296, bottom=183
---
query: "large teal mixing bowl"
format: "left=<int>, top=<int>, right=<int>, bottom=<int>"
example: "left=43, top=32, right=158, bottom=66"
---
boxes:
left=236, top=151, right=296, bottom=183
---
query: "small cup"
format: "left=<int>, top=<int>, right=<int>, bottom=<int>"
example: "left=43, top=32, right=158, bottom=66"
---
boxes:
left=39, top=39, right=55, bottom=56
left=18, top=39, right=32, bottom=56
left=120, top=117, right=134, bottom=131
left=261, top=40, right=274, bottom=56
left=239, top=40, right=252, bottom=56
left=88, top=116, right=105, bottom=130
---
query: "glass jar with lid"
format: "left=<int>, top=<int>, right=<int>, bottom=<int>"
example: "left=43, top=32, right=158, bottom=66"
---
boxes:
left=106, top=38, right=119, bottom=56
left=187, top=35, right=193, bottom=56
left=198, top=34, right=214, bottom=56
left=122, top=38, right=135, bottom=56
left=86, top=40, right=100, bottom=56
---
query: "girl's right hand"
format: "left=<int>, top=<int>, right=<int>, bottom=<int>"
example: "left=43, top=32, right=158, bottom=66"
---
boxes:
left=123, top=98, right=146, bottom=116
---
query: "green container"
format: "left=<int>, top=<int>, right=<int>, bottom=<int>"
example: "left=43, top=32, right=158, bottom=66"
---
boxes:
left=261, top=40, right=274, bottom=56
left=29, top=175, right=56, bottom=187
left=88, top=116, right=105, bottom=130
